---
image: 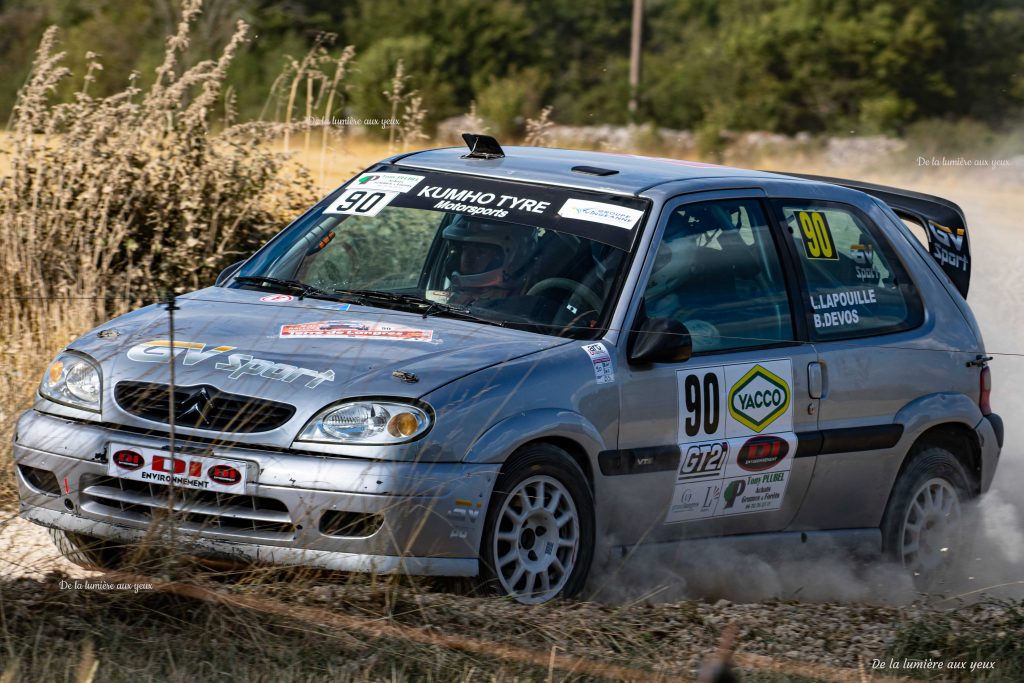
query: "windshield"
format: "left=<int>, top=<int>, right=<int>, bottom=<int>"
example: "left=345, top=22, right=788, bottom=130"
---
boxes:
left=233, top=168, right=648, bottom=339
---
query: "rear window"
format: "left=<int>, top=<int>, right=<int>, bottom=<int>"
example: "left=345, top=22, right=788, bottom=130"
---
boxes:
left=775, top=201, right=924, bottom=340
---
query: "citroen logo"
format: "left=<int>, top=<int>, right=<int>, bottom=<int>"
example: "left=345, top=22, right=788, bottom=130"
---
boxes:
left=177, top=386, right=216, bottom=426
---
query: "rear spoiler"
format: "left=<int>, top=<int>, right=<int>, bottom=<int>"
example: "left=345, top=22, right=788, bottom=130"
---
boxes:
left=773, top=172, right=971, bottom=298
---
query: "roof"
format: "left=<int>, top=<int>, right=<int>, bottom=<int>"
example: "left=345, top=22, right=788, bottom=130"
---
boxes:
left=394, top=145, right=786, bottom=196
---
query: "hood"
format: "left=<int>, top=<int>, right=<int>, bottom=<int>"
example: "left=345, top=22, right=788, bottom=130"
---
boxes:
left=69, top=287, right=569, bottom=443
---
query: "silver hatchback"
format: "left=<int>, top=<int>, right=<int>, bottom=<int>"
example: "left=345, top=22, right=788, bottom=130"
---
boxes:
left=14, top=136, right=1003, bottom=603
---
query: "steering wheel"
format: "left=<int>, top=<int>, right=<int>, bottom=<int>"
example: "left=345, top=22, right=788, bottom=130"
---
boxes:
left=526, top=277, right=603, bottom=312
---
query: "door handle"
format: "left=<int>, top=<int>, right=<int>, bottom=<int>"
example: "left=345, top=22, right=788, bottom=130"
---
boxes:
left=807, top=361, right=823, bottom=399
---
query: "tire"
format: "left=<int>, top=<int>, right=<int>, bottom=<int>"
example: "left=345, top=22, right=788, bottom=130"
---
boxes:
left=479, top=443, right=595, bottom=604
left=881, top=445, right=972, bottom=590
left=48, top=528, right=125, bottom=571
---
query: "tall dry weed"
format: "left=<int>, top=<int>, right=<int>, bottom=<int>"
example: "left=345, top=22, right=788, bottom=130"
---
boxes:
left=0, top=0, right=317, bottom=503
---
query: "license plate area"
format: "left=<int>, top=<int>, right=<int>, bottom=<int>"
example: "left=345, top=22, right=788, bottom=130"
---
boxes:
left=106, top=442, right=252, bottom=494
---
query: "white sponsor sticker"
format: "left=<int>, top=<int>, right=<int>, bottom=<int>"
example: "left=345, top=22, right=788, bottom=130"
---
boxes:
left=107, top=443, right=251, bottom=494
left=324, top=188, right=399, bottom=216
left=558, top=199, right=644, bottom=230
left=664, top=432, right=796, bottom=523
left=280, top=319, right=434, bottom=342
left=260, top=294, right=294, bottom=302
left=349, top=172, right=424, bottom=193
left=716, top=470, right=789, bottom=516
left=581, top=342, right=615, bottom=384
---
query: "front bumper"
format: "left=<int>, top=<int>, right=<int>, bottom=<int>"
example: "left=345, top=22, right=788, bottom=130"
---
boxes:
left=13, top=410, right=499, bottom=576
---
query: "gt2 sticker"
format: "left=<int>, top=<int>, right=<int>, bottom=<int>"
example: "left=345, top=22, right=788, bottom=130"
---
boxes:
left=126, top=340, right=334, bottom=388
left=797, top=210, right=838, bottom=260
left=324, top=188, right=399, bottom=217
left=279, top=320, right=434, bottom=342
left=581, top=342, right=615, bottom=384
left=676, top=359, right=793, bottom=441
left=665, top=432, right=796, bottom=523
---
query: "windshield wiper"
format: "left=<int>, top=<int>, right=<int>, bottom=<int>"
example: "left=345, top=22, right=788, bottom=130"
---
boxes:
left=333, top=289, right=506, bottom=327
left=235, top=276, right=363, bottom=304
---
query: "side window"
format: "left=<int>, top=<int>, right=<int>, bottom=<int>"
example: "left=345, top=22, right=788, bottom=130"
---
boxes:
left=643, top=199, right=793, bottom=353
left=776, top=201, right=924, bottom=340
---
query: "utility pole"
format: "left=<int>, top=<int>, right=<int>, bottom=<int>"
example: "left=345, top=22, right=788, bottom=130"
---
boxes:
left=628, top=0, right=644, bottom=120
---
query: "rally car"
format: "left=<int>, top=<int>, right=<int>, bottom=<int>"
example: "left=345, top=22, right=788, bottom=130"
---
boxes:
left=14, top=134, right=1003, bottom=603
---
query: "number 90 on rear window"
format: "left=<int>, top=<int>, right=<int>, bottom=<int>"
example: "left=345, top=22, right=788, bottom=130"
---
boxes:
left=797, top=210, right=838, bottom=261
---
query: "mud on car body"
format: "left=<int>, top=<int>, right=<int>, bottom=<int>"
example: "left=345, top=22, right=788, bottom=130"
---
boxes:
left=14, top=135, right=1003, bottom=603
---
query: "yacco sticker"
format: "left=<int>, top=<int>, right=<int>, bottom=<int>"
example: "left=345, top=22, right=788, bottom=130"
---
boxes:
left=558, top=198, right=643, bottom=230
left=727, top=364, right=791, bottom=433
left=260, top=294, right=294, bottom=303
left=324, top=188, right=399, bottom=217
left=350, top=172, right=424, bottom=193
left=279, top=320, right=434, bottom=342
left=677, top=359, right=793, bottom=441
left=126, top=340, right=334, bottom=388
left=581, top=342, right=614, bottom=384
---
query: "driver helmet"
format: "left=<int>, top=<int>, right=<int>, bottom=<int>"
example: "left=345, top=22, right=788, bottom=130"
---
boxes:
left=441, top=215, right=536, bottom=288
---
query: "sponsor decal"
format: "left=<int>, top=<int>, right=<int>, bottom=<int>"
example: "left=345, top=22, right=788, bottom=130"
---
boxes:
left=728, top=365, right=791, bottom=433
left=666, top=481, right=722, bottom=522
left=127, top=340, right=334, bottom=388
left=316, top=303, right=351, bottom=312
left=260, top=294, right=294, bottom=303
left=927, top=221, right=969, bottom=272
left=351, top=172, right=424, bottom=193
left=677, top=440, right=728, bottom=481
left=113, top=449, right=144, bottom=471
left=415, top=185, right=553, bottom=219
left=557, top=198, right=643, bottom=230
left=279, top=320, right=434, bottom=342
left=736, top=436, right=790, bottom=472
left=208, top=464, right=242, bottom=486
left=580, top=342, right=614, bottom=384
left=716, top=471, right=789, bottom=516
left=106, top=443, right=249, bottom=494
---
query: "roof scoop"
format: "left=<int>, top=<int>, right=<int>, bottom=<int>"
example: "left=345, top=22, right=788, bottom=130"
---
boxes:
left=461, top=133, right=505, bottom=160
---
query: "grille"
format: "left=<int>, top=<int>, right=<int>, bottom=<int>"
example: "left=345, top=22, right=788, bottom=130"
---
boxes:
left=80, top=474, right=297, bottom=538
left=115, top=381, right=295, bottom=433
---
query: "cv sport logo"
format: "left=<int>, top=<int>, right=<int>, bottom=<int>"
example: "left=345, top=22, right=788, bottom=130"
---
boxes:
left=728, top=365, right=790, bottom=432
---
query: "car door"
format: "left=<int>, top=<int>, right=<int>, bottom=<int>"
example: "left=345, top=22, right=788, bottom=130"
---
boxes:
left=608, top=192, right=820, bottom=547
left=769, top=198, right=931, bottom=531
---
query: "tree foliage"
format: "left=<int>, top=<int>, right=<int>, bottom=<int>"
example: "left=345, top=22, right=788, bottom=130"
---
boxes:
left=1, top=0, right=1022, bottom=134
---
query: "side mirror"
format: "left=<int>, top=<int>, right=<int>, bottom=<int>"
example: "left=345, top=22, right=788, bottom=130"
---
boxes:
left=215, top=260, right=245, bottom=286
left=628, top=316, right=692, bottom=365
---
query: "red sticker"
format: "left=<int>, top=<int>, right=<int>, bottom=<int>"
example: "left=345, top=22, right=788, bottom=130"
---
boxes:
left=260, top=294, right=295, bottom=303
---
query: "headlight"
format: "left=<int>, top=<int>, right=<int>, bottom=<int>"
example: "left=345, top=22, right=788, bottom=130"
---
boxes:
left=40, top=352, right=102, bottom=412
left=297, top=400, right=432, bottom=445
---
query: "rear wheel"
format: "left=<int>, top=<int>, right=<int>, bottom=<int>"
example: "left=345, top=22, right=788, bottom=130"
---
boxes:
left=881, top=446, right=971, bottom=590
left=480, top=444, right=594, bottom=604
left=48, top=528, right=125, bottom=571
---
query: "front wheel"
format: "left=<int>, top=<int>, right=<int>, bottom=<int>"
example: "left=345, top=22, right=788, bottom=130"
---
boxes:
left=881, top=446, right=972, bottom=590
left=480, top=444, right=595, bottom=604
